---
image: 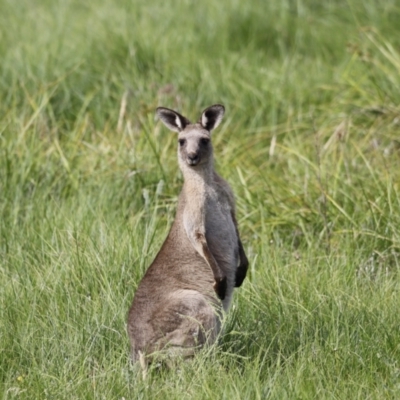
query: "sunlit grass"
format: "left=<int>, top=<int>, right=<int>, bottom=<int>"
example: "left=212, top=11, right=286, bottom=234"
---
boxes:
left=1, top=0, right=400, bottom=398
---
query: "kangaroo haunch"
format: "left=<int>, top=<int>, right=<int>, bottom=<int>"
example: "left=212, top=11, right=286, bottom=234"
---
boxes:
left=127, top=104, right=249, bottom=364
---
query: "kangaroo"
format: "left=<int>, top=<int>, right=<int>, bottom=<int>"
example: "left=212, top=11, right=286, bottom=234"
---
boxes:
left=127, top=104, right=248, bottom=365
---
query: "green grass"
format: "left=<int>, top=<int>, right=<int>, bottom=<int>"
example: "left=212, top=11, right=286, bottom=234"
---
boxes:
left=1, top=0, right=400, bottom=398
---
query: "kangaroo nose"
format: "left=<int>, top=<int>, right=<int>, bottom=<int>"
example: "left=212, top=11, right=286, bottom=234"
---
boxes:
left=187, top=153, right=199, bottom=165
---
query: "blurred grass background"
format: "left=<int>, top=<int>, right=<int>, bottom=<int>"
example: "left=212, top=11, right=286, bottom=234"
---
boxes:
left=1, top=0, right=400, bottom=398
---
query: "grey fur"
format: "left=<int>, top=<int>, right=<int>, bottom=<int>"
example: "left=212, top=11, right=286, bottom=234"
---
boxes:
left=127, top=105, right=248, bottom=364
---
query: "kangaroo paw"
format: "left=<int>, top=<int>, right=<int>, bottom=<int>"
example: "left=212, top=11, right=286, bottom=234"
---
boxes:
left=235, top=265, right=248, bottom=287
left=213, top=276, right=227, bottom=300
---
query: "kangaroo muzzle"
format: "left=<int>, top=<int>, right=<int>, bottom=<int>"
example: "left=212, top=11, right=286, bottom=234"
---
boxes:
left=187, top=152, right=200, bottom=166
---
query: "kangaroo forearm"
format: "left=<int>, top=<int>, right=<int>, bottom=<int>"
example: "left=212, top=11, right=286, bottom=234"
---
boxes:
left=238, top=239, right=249, bottom=269
left=201, top=243, right=224, bottom=281
left=189, top=231, right=227, bottom=299
left=194, top=232, right=224, bottom=281
left=235, top=239, right=248, bottom=287
left=229, top=210, right=248, bottom=286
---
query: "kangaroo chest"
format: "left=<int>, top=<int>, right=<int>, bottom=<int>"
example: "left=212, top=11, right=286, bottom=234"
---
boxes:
left=181, top=177, right=239, bottom=276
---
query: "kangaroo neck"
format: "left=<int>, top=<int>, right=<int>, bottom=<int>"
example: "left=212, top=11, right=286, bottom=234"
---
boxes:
left=181, top=162, right=215, bottom=198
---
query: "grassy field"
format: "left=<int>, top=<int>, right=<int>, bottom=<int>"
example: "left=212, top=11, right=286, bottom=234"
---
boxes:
left=1, top=0, right=400, bottom=398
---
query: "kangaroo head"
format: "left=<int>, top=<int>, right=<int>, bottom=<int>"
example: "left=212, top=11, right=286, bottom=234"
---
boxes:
left=156, top=104, right=225, bottom=169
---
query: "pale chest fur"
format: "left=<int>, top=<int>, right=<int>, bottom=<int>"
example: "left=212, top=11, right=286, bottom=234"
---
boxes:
left=182, top=179, right=239, bottom=298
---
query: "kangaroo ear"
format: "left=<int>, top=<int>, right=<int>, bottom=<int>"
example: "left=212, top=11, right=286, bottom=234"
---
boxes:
left=156, top=107, right=190, bottom=133
left=200, top=104, right=225, bottom=132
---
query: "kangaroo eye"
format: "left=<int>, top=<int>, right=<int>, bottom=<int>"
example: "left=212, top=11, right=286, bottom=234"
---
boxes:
left=200, top=138, right=210, bottom=146
left=178, top=139, right=186, bottom=146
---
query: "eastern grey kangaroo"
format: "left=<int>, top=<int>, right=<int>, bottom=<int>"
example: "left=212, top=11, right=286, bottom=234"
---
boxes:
left=127, top=104, right=248, bottom=364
